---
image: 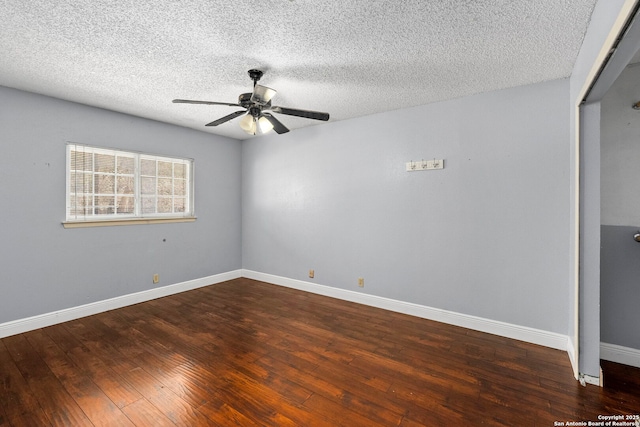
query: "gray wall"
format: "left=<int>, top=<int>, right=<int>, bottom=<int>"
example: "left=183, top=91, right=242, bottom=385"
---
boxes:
left=0, top=86, right=242, bottom=324
left=600, top=225, right=640, bottom=349
left=242, top=78, right=571, bottom=334
left=601, top=64, right=640, bottom=226
left=600, top=64, right=640, bottom=350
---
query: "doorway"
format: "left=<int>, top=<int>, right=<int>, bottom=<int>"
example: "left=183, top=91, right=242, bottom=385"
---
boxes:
left=579, top=1, right=640, bottom=382
left=599, top=60, right=640, bottom=369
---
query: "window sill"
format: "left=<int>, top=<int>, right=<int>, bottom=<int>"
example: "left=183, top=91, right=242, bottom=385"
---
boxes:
left=62, top=217, right=196, bottom=228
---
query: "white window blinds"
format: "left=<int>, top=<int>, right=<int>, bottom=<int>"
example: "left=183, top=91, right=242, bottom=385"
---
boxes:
left=66, top=144, right=194, bottom=222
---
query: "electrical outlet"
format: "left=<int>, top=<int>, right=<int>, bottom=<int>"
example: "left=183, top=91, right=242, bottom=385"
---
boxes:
left=309, top=269, right=315, bottom=278
left=358, top=277, right=364, bottom=287
left=153, top=274, right=159, bottom=284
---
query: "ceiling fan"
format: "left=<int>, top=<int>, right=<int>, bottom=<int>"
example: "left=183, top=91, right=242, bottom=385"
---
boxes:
left=173, top=69, right=330, bottom=135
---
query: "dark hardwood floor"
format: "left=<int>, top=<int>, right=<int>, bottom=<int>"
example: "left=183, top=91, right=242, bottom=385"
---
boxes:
left=1, top=278, right=638, bottom=426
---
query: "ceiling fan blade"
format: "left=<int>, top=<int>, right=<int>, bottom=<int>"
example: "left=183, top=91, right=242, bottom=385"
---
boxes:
left=250, top=85, right=277, bottom=105
left=173, top=99, right=241, bottom=107
left=205, top=110, right=247, bottom=127
left=261, top=113, right=290, bottom=134
left=271, top=106, right=330, bottom=121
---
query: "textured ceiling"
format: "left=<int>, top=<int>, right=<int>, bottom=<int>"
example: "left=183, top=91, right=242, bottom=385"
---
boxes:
left=0, top=0, right=597, bottom=140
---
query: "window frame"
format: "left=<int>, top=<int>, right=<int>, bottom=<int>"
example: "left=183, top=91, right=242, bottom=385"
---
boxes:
left=64, top=143, right=195, bottom=227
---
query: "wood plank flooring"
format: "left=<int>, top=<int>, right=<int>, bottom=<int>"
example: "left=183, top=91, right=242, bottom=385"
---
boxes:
left=1, top=278, right=639, bottom=426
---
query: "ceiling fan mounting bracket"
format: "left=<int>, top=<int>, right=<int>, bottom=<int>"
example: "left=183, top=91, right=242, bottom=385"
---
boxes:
left=248, top=69, right=263, bottom=86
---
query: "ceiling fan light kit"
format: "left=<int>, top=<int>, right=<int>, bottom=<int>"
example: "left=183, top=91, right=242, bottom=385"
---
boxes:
left=239, top=111, right=274, bottom=135
left=173, top=69, right=329, bottom=136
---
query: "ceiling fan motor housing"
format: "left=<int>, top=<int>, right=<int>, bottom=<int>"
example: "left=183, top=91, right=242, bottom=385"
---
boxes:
left=238, top=93, right=253, bottom=108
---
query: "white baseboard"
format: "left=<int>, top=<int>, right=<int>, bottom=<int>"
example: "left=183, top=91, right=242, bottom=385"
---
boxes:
left=2, top=269, right=575, bottom=361
left=242, top=270, right=570, bottom=352
left=0, top=269, right=242, bottom=339
left=601, top=342, right=640, bottom=368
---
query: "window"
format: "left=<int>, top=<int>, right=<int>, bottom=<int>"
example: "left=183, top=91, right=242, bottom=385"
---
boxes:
left=66, top=143, right=194, bottom=224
